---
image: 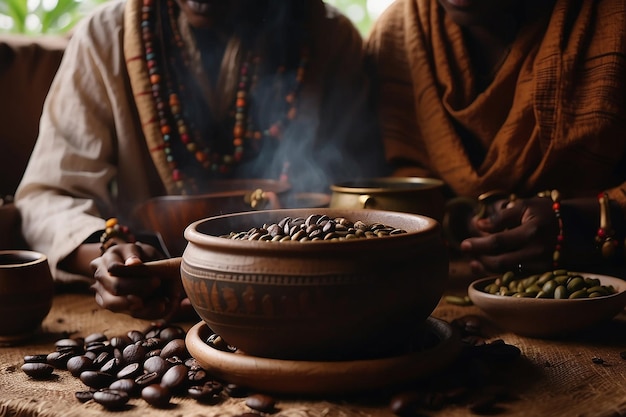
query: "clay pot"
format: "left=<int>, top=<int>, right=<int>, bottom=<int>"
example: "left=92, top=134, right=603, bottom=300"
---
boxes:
left=180, top=208, right=449, bottom=360
left=132, top=179, right=291, bottom=256
left=0, top=250, right=54, bottom=344
left=330, top=177, right=445, bottom=222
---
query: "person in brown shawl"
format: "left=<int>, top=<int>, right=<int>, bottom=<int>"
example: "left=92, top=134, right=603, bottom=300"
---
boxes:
left=365, top=0, right=626, bottom=277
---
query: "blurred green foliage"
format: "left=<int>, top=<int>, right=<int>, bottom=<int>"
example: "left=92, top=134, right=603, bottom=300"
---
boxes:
left=0, top=0, right=107, bottom=34
left=0, top=0, right=388, bottom=35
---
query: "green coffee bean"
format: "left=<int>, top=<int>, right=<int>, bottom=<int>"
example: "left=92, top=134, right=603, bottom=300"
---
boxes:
left=536, top=272, right=554, bottom=286
left=554, top=285, right=568, bottom=299
left=444, top=295, right=473, bottom=306
left=566, top=277, right=585, bottom=293
left=569, top=289, right=588, bottom=299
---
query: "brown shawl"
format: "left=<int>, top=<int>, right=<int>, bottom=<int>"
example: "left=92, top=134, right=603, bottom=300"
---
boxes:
left=366, top=0, right=626, bottom=209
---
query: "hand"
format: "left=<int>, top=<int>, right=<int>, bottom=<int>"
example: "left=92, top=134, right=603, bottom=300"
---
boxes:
left=460, top=196, right=558, bottom=275
left=90, top=242, right=186, bottom=320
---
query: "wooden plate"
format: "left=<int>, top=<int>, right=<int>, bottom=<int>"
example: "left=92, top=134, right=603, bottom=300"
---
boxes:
left=185, top=317, right=461, bottom=395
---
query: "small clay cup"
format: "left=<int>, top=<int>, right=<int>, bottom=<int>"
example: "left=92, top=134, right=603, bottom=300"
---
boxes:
left=0, top=250, right=54, bottom=344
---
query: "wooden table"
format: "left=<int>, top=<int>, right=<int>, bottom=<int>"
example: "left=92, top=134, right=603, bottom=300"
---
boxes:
left=2, top=267, right=626, bottom=417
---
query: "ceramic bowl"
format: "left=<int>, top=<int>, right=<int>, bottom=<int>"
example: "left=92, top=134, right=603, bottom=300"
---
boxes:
left=0, top=250, right=54, bottom=343
left=180, top=208, right=449, bottom=360
left=468, top=273, right=626, bottom=338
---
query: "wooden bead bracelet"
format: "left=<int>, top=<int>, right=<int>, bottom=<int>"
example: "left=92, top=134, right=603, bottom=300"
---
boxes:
left=537, top=189, right=563, bottom=268
left=99, top=218, right=136, bottom=254
left=595, top=192, right=618, bottom=260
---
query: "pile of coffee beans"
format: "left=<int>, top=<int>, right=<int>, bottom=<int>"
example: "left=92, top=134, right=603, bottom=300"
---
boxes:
left=21, top=318, right=523, bottom=416
left=220, top=214, right=407, bottom=242
left=389, top=315, right=522, bottom=416
left=21, top=323, right=276, bottom=413
left=482, top=269, right=617, bottom=299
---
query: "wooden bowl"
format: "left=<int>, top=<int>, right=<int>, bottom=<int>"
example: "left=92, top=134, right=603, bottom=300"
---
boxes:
left=181, top=208, right=449, bottom=360
left=468, top=273, right=626, bottom=338
left=0, top=250, right=54, bottom=344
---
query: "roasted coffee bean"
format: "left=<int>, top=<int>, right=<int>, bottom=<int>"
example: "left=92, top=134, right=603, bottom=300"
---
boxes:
left=93, top=388, right=129, bottom=410
left=84, top=332, right=107, bottom=345
left=109, top=336, right=131, bottom=349
left=66, top=355, right=94, bottom=377
left=140, top=337, right=162, bottom=350
left=185, top=357, right=201, bottom=369
left=117, top=362, right=142, bottom=380
left=187, top=368, right=208, bottom=385
left=80, top=370, right=115, bottom=389
left=159, top=325, right=186, bottom=343
left=143, top=356, right=169, bottom=375
left=160, top=338, right=188, bottom=359
left=92, top=351, right=112, bottom=368
left=160, top=364, right=188, bottom=390
left=55, top=338, right=82, bottom=351
left=122, top=343, right=147, bottom=363
left=100, top=357, right=122, bottom=374
left=245, top=393, right=276, bottom=412
left=225, top=383, right=248, bottom=398
left=22, top=362, right=54, bottom=379
left=74, top=390, right=94, bottom=403
left=109, top=378, right=139, bottom=397
left=188, top=385, right=217, bottom=403
left=84, top=351, right=97, bottom=361
left=135, top=371, right=161, bottom=387
left=127, top=330, right=145, bottom=343
left=23, top=354, right=48, bottom=363
left=188, top=380, right=223, bottom=402
left=142, top=384, right=171, bottom=408
left=85, top=341, right=109, bottom=354
left=389, top=391, right=423, bottom=417
left=146, top=349, right=162, bottom=358
left=46, top=351, right=74, bottom=369
left=143, top=324, right=162, bottom=340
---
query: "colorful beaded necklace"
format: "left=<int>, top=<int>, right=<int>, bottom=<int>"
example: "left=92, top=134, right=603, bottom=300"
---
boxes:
left=141, top=0, right=309, bottom=194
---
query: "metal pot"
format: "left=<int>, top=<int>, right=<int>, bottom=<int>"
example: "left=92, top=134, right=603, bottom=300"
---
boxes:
left=330, top=177, right=445, bottom=222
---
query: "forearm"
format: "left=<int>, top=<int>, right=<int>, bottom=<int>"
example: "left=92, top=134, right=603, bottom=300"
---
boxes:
left=58, top=243, right=101, bottom=279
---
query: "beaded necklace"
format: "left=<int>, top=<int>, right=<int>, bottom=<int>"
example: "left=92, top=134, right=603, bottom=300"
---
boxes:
left=141, top=0, right=309, bottom=194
